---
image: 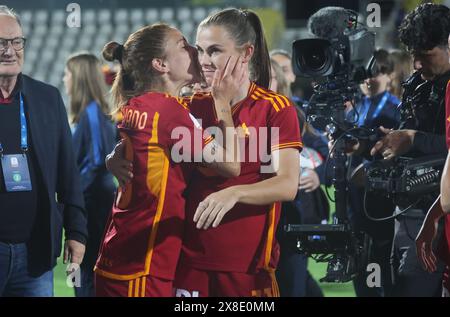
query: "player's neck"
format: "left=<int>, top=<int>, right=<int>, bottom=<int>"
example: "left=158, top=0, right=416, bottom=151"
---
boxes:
left=230, top=79, right=251, bottom=106
left=151, top=80, right=182, bottom=97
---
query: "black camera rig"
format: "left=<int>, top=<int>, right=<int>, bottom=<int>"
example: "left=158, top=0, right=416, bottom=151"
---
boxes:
left=366, top=155, right=445, bottom=197
left=284, top=13, right=376, bottom=283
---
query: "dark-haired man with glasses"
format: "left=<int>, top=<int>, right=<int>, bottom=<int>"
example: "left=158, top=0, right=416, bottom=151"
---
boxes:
left=0, top=6, right=87, bottom=296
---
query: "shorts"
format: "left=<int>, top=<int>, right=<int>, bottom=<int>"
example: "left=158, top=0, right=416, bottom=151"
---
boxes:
left=174, top=265, right=279, bottom=297
left=95, top=273, right=173, bottom=297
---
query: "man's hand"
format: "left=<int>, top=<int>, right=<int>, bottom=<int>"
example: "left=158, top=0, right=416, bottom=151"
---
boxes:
left=106, top=140, right=133, bottom=187
left=370, top=127, right=416, bottom=159
left=299, top=169, right=320, bottom=193
left=63, top=240, right=85, bottom=266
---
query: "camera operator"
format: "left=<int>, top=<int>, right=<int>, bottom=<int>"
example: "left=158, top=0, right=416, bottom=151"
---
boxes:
left=307, top=7, right=401, bottom=296
left=370, top=3, right=450, bottom=297
left=345, top=49, right=401, bottom=297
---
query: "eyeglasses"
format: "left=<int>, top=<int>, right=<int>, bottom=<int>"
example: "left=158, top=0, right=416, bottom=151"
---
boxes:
left=0, top=37, right=26, bottom=52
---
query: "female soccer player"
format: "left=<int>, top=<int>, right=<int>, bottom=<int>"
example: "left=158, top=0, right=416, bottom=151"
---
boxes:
left=94, top=23, right=242, bottom=297
left=108, top=9, right=302, bottom=297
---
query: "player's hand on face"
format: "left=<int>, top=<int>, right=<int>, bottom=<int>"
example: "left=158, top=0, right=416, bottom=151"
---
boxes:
left=106, top=140, right=133, bottom=187
left=211, top=55, right=247, bottom=105
left=193, top=187, right=239, bottom=230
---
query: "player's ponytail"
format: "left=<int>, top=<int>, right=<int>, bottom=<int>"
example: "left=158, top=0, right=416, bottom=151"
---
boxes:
left=243, top=10, right=271, bottom=89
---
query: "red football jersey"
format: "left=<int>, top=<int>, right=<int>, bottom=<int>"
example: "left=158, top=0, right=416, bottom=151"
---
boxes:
left=444, top=80, right=450, bottom=288
left=95, top=92, right=213, bottom=281
left=180, top=82, right=302, bottom=272
left=446, top=80, right=450, bottom=148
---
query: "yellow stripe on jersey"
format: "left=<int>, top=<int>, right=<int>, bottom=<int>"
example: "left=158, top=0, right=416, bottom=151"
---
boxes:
left=271, top=271, right=280, bottom=297
left=141, top=276, right=147, bottom=297
left=175, top=97, right=189, bottom=110
left=94, top=266, right=146, bottom=281
left=144, top=146, right=170, bottom=275
left=264, top=204, right=277, bottom=270
left=204, top=135, right=214, bottom=145
left=146, top=113, right=164, bottom=197
left=271, top=142, right=303, bottom=151
left=128, top=279, right=134, bottom=297
left=252, top=90, right=280, bottom=112
left=134, top=277, right=141, bottom=297
left=255, top=87, right=290, bottom=110
left=144, top=108, right=170, bottom=276
left=150, top=112, right=159, bottom=143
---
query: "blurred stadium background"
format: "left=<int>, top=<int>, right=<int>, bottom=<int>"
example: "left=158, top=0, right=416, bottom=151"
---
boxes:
left=5, top=0, right=447, bottom=104
left=3, top=0, right=449, bottom=297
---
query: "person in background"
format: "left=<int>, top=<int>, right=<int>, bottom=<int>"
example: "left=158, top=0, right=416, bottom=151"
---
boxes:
left=370, top=3, right=450, bottom=296
left=63, top=52, right=117, bottom=297
left=388, top=49, right=414, bottom=100
left=415, top=33, right=450, bottom=297
left=269, top=50, right=296, bottom=87
left=344, top=48, right=401, bottom=297
left=0, top=6, right=87, bottom=296
left=270, top=49, right=307, bottom=105
left=271, top=58, right=327, bottom=297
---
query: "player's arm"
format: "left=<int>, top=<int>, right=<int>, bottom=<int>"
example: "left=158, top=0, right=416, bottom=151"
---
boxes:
left=441, top=150, right=450, bottom=213
left=415, top=196, right=444, bottom=272
left=228, top=148, right=299, bottom=204
left=197, top=56, right=245, bottom=177
left=194, top=148, right=299, bottom=229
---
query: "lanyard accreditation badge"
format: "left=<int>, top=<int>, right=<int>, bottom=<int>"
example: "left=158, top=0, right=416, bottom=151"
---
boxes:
left=0, top=93, right=32, bottom=192
left=358, top=92, right=389, bottom=127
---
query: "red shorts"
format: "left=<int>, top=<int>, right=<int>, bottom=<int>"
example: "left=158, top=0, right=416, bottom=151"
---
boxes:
left=173, top=265, right=279, bottom=297
left=95, top=273, right=173, bottom=297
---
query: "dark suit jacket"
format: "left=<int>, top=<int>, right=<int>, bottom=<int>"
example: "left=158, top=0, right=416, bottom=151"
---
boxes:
left=21, top=74, right=87, bottom=274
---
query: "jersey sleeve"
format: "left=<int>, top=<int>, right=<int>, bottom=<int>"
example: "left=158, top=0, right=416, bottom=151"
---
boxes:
left=187, top=93, right=217, bottom=129
left=268, top=99, right=303, bottom=153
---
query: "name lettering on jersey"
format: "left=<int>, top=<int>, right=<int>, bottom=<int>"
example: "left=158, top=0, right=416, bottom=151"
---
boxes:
left=122, top=108, right=148, bottom=130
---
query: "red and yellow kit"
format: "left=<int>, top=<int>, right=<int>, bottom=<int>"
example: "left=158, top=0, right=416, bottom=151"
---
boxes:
left=446, top=80, right=450, bottom=148
left=95, top=92, right=213, bottom=287
left=442, top=80, right=450, bottom=292
left=179, top=82, right=302, bottom=276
